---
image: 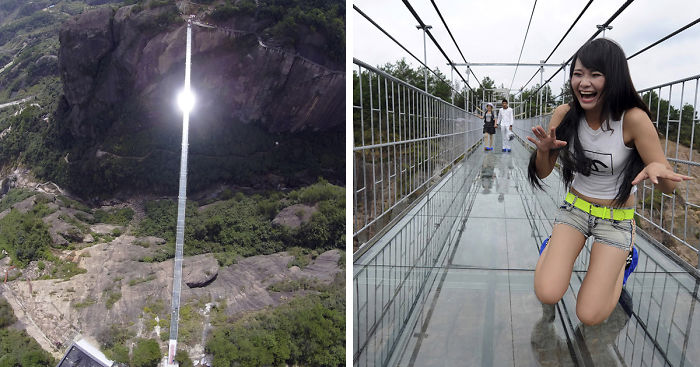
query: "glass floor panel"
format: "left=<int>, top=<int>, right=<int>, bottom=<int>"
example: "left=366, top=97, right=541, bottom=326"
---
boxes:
left=356, top=131, right=700, bottom=367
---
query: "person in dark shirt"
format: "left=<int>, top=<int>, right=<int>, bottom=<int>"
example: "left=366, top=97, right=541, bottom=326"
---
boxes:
left=478, top=103, right=496, bottom=151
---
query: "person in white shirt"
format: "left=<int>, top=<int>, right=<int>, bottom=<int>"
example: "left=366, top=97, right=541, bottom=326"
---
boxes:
left=496, top=99, right=514, bottom=152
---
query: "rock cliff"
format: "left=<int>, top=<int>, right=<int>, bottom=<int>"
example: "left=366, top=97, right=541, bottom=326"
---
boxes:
left=56, top=3, right=344, bottom=196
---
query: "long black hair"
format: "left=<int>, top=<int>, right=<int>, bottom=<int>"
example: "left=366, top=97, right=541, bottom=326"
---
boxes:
left=527, top=38, right=652, bottom=206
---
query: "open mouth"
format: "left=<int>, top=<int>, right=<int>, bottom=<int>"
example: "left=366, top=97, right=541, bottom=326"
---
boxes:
left=579, top=91, right=598, bottom=103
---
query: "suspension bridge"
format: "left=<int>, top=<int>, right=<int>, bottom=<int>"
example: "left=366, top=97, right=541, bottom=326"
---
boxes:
left=353, top=1, right=700, bottom=366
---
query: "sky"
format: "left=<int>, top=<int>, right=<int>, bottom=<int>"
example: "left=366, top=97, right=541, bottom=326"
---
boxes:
left=352, top=0, right=700, bottom=102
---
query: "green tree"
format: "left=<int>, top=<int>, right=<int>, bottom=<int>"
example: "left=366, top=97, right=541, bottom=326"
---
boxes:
left=0, top=329, right=55, bottom=366
left=207, top=290, right=344, bottom=367
left=558, top=80, right=573, bottom=104
left=470, top=77, right=498, bottom=111
left=0, top=209, right=52, bottom=266
left=0, top=299, right=16, bottom=328
left=175, top=349, right=194, bottom=367
left=132, top=338, right=161, bottom=367
left=519, top=83, right=555, bottom=117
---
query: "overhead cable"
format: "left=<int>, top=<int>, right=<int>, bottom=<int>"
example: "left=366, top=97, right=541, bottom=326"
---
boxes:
left=354, top=4, right=468, bottom=95
left=429, top=0, right=483, bottom=88
left=627, top=17, right=700, bottom=60
left=530, top=0, right=635, bottom=97
left=400, top=0, right=475, bottom=92
left=518, top=0, right=594, bottom=93
left=508, top=0, right=538, bottom=92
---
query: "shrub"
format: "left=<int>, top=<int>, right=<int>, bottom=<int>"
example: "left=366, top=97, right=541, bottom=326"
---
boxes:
left=132, top=338, right=161, bottom=367
left=73, top=296, right=96, bottom=309
left=93, top=208, right=134, bottom=226
left=0, top=298, right=16, bottom=328
left=0, top=209, right=52, bottom=267
left=206, top=290, right=344, bottom=366
left=128, top=274, right=156, bottom=286
left=174, top=348, right=194, bottom=367
left=0, top=188, right=33, bottom=212
left=0, top=329, right=55, bottom=365
left=97, top=324, right=133, bottom=350
left=104, top=289, right=122, bottom=309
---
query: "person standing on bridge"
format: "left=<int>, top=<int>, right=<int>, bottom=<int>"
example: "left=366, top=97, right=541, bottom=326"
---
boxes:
left=478, top=103, right=497, bottom=150
left=496, top=99, right=514, bottom=152
left=526, top=38, right=692, bottom=326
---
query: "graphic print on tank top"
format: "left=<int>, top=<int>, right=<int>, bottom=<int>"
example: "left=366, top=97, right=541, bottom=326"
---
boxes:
left=583, top=149, right=613, bottom=176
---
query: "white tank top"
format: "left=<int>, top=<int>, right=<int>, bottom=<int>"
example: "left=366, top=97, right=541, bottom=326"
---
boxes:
left=570, top=112, right=637, bottom=199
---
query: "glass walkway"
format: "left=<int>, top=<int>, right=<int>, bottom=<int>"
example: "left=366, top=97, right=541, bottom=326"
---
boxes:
left=354, top=130, right=700, bottom=367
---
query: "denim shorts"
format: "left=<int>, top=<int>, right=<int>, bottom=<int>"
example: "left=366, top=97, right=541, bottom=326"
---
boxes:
left=553, top=200, right=635, bottom=252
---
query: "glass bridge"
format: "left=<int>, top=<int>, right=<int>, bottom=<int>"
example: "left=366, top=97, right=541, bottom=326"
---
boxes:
left=353, top=61, right=700, bottom=367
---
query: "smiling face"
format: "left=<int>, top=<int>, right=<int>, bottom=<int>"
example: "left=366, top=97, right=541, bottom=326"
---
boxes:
left=571, top=58, right=606, bottom=112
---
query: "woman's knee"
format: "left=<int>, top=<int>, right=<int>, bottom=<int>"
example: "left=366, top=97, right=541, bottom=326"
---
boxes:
left=534, top=281, right=566, bottom=304
left=575, top=302, right=608, bottom=326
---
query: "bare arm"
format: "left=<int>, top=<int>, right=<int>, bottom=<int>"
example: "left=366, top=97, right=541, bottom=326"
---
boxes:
left=527, top=104, right=569, bottom=179
left=626, top=108, right=692, bottom=193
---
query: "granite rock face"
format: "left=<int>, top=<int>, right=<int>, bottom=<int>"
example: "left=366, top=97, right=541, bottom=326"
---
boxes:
left=183, top=254, right=219, bottom=288
left=57, top=4, right=345, bottom=195
left=58, top=3, right=344, bottom=136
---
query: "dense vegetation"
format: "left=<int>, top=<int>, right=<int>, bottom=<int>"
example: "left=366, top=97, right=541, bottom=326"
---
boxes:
left=0, top=200, right=54, bottom=267
left=208, top=0, right=345, bottom=63
left=132, top=338, right=162, bottom=367
left=207, top=274, right=344, bottom=366
left=137, top=180, right=345, bottom=264
left=0, top=298, right=55, bottom=365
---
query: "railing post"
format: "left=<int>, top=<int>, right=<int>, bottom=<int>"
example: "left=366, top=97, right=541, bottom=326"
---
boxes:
left=416, top=24, right=432, bottom=93
left=466, top=65, right=471, bottom=112
left=450, top=64, right=454, bottom=105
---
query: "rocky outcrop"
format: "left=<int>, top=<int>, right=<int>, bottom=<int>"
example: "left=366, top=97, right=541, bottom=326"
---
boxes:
left=56, top=3, right=345, bottom=196
left=272, top=204, right=317, bottom=229
left=183, top=254, right=218, bottom=288
left=43, top=210, right=84, bottom=246
left=1, top=241, right=342, bottom=356
left=11, top=196, right=37, bottom=213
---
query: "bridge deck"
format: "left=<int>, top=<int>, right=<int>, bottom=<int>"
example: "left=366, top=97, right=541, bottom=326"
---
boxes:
left=357, top=131, right=700, bottom=367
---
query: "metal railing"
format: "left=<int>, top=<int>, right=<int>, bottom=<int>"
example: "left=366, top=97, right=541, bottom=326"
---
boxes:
left=353, top=155, right=479, bottom=367
left=352, top=58, right=483, bottom=366
left=513, top=75, right=700, bottom=269
left=637, top=75, right=700, bottom=269
left=353, top=58, right=482, bottom=254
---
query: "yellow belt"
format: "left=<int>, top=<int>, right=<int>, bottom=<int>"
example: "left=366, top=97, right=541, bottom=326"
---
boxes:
left=565, top=192, right=634, bottom=221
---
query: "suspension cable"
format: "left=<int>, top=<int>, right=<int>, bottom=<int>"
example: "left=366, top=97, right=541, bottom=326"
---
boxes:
left=354, top=4, right=470, bottom=96
left=400, top=0, right=475, bottom=92
left=517, top=0, right=594, bottom=94
left=530, top=0, right=635, bottom=97
left=508, top=0, right=538, bottom=92
left=428, top=0, right=483, bottom=89
left=627, top=17, right=700, bottom=60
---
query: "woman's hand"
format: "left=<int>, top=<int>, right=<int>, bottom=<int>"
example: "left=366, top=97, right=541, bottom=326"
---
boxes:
left=527, top=125, right=567, bottom=153
left=631, top=162, right=693, bottom=185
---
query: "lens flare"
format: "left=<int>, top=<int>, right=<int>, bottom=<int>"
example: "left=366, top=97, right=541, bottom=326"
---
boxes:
left=177, top=89, right=195, bottom=113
